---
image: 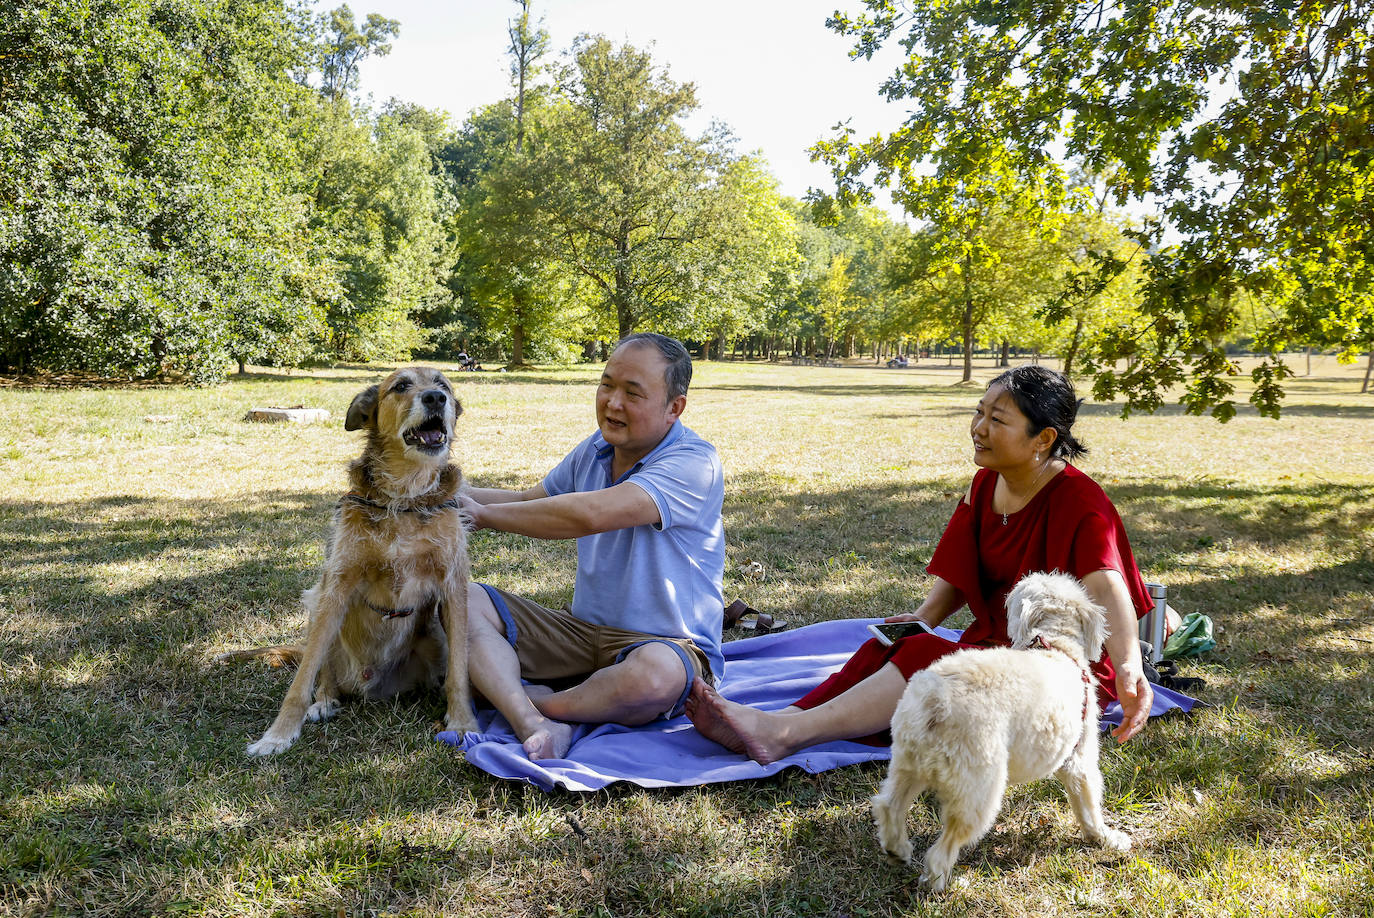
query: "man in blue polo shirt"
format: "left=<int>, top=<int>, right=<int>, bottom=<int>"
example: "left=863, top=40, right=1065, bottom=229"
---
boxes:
left=460, top=333, right=725, bottom=760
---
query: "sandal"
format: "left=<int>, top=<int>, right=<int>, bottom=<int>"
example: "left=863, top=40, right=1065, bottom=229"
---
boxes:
left=723, top=599, right=789, bottom=635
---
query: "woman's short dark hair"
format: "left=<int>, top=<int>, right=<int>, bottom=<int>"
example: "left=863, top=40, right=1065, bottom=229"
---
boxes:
left=614, top=333, right=692, bottom=402
left=988, top=365, right=1088, bottom=460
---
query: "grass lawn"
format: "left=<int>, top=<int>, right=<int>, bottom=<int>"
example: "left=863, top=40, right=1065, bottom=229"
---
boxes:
left=2, top=355, right=1372, bottom=917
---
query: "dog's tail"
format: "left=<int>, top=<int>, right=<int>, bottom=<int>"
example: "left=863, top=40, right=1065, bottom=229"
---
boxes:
left=905, top=670, right=957, bottom=738
left=213, top=645, right=302, bottom=668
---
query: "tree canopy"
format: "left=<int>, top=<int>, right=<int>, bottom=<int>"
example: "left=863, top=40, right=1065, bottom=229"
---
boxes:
left=6, top=0, right=1366, bottom=392
left=822, top=0, right=1373, bottom=417
left=0, top=0, right=325, bottom=380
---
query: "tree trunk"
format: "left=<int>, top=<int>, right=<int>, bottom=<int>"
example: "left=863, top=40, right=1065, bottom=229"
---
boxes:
left=1062, top=318, right=1084, bottom=377
left=1000, top=339, right=1010, bottom=367
left=510, top=323, right=525, bottom=366
left=961, top=261, right=975, bottom=382
left=615, top=222, right=633, bottom=339
left=1363, top=346, right=1373, bottom=393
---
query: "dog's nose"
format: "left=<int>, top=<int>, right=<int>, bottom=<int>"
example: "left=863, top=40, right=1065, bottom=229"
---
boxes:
left=421, top=389, right=447, bottom=410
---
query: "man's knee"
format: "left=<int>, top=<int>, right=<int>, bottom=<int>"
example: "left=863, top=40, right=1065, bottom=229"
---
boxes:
left=619, top=641, right=690, bottom=709
left=466, top=583, right=507, bottom=638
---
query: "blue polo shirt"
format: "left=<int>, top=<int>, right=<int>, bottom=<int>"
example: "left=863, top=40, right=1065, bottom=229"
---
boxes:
left=542, top=421, right=726, bottom=679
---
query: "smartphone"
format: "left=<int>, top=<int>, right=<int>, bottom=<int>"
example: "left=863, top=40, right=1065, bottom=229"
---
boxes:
left=868, top=620, right=936, bottom=646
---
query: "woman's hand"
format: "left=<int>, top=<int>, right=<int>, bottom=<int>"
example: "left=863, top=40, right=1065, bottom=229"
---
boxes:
left=1110, top=666, right=1153, bottom=743
left=883, top=578, right=964, bottom=627
left=1082, top=568, right=1155, bottom=743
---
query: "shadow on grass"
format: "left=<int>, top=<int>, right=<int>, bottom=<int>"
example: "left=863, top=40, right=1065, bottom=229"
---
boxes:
left=227, top=369, right=382, bottom=386
left=1, top=473, right=1371, bottom=912
left=0, top=492, right=334, bottom=573
left=1074, top=400, right=1374, bottom=420
left=703, top=381, right=963, bottom=399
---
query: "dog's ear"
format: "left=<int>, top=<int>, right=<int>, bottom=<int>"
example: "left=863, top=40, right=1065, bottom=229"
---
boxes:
left=1006, top=577, right=1043, bottom=647
left=345, top=384, right=380, bottom=431
left=1074, top=593, right=1108, bottom=659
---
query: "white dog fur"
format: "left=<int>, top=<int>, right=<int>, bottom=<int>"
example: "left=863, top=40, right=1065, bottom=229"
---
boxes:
left=871, top=571, right=1131, bottom=891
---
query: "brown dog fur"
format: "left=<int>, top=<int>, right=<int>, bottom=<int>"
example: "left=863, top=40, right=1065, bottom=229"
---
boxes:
left=221, top=367, right=478, bottom=755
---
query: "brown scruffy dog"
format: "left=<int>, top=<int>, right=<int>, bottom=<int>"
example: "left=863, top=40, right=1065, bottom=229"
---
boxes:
left=220, top=367, right=478, bottom=756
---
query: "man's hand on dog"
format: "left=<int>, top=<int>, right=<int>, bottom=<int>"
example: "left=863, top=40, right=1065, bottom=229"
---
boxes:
left=458, top=491, right=487, bottom=530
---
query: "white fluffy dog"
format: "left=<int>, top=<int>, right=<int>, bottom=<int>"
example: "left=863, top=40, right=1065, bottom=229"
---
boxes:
left=872, top=571, right=1132, bottom=891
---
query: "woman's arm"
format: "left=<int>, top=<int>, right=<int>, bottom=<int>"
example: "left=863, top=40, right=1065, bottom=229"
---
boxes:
left=884, top=577, right=965, bottom=627
left=1081, top=568, right=1154, bottom=743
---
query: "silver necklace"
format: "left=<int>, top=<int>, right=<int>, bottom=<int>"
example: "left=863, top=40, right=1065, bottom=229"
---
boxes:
left=1002, top=458, right=1054, bottom=526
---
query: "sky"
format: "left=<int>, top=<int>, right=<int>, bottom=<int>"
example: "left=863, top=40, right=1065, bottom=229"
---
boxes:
left=338, top=0, right=913, bottom=214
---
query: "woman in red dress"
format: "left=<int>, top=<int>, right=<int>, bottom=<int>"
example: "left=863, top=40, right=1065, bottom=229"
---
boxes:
left=686, top=366, right=1156, bottom=764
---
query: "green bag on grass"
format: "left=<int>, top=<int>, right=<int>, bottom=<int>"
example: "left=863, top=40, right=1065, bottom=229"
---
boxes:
left=1162, top=611, right=1216, bottom=659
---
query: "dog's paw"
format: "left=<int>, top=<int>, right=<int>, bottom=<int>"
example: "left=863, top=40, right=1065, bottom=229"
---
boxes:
left=246, top=733, right=297, bottom=756
left=882, top=845, right=912, bottom=866
left=444, top=711, right=479, bottom=735
left=918, top=869, right=950, bottom=893
left=306, top=699, right=340, bottom=722
left=1096, top=828, right=1132, bottom=852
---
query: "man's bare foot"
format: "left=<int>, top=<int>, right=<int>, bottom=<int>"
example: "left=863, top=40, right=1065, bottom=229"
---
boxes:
left=684, top=680, right=795, bottom=765
left=519, top=716, right=574, bottom=761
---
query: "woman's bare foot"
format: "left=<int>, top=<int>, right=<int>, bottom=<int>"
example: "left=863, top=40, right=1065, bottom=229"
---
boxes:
left=684, top=680, right=797, bottom=765
left=518, top=716, right=574, bottom=760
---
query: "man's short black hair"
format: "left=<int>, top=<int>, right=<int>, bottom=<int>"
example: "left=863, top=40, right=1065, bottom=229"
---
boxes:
left=614, top=333, right=692, bottom=402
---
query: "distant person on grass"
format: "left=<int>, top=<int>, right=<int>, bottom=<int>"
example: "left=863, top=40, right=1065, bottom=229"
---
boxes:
left=687, top=365, right=1159, bottom=764
left=460, top=333, right=724, bottom=760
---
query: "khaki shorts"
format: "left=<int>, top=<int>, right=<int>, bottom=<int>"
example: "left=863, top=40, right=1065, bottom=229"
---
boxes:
left=478, top=584, right=713, bottom=719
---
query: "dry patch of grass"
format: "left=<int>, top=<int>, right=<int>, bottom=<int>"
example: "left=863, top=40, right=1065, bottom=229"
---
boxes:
left=2, top=358, right=1372, bottom=917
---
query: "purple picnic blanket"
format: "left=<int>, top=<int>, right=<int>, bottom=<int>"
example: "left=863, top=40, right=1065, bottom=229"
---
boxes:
left=436, top=618, right=1199, bottom=792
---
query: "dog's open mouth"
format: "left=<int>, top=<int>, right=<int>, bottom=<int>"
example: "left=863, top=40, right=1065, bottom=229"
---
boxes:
left=402, top=415, right=449, bottom=452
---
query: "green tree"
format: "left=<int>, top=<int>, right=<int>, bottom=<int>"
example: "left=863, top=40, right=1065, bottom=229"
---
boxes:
left=830, top=205, right=912, bottom=358
left=823, top=0, right=1374, bottom=417
left=887, top=197, right=1065, bottom=382
left=675, top=155, right=800, bottom=359
left=758, top=200, right=833, bottom=357
left=468, top=0, right=570, bottom=366
left=1044, top=208, right=1151, bottom=378
left=0, top=0, right=324, bottom=380
left=816, top=253, right=854, bottom=359
left=507, top=0, right=548, bottom=156
left=308, top=104, right=455, bottom=361
left=447, top=98, right=600, bottom=366
left=527, top=36, right=729, bottom=339
left=318, top=4, right=399, bottom=104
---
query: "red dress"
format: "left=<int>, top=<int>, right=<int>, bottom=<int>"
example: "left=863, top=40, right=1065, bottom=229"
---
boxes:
left=793, top=464, right=1153, bottom=741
